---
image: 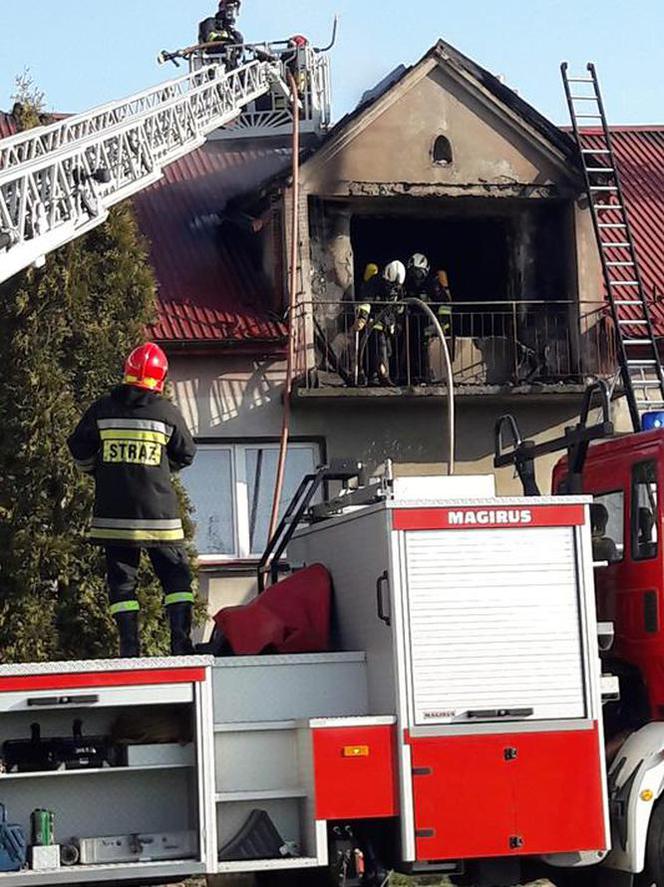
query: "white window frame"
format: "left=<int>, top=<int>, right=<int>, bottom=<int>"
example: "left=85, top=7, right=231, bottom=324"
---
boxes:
left=188, top=441, right=321, bottom=564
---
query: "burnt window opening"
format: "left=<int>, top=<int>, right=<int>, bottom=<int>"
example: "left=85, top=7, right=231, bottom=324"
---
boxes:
left=432, top=135, right=453, bottom=166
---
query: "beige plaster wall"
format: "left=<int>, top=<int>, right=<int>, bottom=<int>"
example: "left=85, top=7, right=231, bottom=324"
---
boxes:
left=302, top=62, right=572, bottom=194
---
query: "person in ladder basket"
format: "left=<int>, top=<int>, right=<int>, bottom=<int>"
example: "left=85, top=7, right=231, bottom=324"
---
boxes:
left=198, top=0, right=244, bottom=67
left=68, top=343, right=197, bottom=658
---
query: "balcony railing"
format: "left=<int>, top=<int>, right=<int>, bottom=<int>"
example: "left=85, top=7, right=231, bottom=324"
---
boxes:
left=297, top=300, right=617, bottom=392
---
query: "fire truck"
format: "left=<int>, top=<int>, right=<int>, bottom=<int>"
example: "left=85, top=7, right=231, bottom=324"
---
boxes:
left=0, top=453, right=612, bottom=887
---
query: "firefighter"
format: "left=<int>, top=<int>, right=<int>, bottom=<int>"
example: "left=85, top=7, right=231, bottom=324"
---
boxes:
left=350, top=263, right=381, bottom=386
left=352, top=263, right=380, bottom=335
left=367, top=260, right=406, bottom=387
left=590, top=503, right=618, bottom=563
left=404, top=253, right=453, bottom=382
left=68, top=343, right=197, bottom=658
left=198, top=0, right=244, bottom=67
left=285, top=34, right=310, bottom=94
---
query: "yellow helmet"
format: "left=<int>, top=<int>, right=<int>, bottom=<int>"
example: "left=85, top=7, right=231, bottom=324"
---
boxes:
left=363, top=263, right=379, bottom=283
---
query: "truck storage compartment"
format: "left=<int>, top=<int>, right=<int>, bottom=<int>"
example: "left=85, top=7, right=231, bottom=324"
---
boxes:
left=0, top=660, right=210, bottom=885
left=401, top=523, right=588, bottom=725
left=410, top=727, right=607, bottom=860
left=211, top=654, right=368, bottom=874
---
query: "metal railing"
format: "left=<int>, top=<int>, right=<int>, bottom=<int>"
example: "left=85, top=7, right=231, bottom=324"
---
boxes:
left=299, top=300, right=618, bottom=391
left=191, top=42, right=331, bottom=138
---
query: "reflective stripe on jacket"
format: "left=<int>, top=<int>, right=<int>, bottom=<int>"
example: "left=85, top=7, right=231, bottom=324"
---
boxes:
left=68, top=385, right=196, bottom=546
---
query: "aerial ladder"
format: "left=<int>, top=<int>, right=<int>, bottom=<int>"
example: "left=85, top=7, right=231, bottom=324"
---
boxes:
left=0, top=54, right=292, bottom=285
left=562, top=62, right=664, bottom=432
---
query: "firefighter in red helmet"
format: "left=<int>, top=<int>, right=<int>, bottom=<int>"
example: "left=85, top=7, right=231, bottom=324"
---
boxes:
left=68, top=343, right=197, bottom=658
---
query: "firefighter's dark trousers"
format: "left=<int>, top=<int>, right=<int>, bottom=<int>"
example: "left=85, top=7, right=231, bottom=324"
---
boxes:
left=368, top=330, right=393, bottom=382
left=105, top=545, right=193, bottom=616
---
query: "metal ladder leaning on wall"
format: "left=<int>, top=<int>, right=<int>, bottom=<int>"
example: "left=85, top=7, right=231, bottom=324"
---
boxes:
left=561, top=61, right=664, bottom=432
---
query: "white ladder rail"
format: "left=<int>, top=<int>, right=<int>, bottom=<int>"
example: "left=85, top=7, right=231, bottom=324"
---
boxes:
left=0, top=58, right=286, bottom=284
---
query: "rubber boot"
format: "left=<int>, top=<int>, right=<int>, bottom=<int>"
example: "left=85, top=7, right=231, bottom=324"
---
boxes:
left=115, top=611, right=141, bottom=658
left=168, top=602, right=194, bottom=656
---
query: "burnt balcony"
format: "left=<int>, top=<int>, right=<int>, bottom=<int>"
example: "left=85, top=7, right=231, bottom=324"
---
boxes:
left=294, top=300, right=617, bottom=401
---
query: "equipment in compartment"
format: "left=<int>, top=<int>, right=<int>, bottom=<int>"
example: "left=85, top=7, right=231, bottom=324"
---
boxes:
left=31, top=809, right=55, bottom=846
left=126, top=742, right=195, bottom=767
left=30, top=845, right=60, bottom=872
left=59, top=843, right=80, bottom=867
left=218, top=809, right=295, bottom=861
left=0, top=803, right=27, bottom=873
left=76, top=830, right=197, bottom=864
left=111, top=705, right=194, bottom=746
left=3, top=720, right=117, bottom=773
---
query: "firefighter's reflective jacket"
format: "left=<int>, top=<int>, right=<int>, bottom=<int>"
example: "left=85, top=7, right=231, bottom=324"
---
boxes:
left=198, top=17, right=244, bottom=52
left=67, top=385, right=196, bottom=546
left=405, top=268, right=453, bottom=336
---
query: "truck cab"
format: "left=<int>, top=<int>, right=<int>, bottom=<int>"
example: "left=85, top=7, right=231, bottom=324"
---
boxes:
left=553, top=430, right=664, bottom=729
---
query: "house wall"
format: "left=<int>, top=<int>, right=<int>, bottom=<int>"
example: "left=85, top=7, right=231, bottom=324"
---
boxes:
left=281, top=57, right=605, bottom=352
left=301, top=61, right=570, bottom=194
left=169, top=354, right=632, bottom=633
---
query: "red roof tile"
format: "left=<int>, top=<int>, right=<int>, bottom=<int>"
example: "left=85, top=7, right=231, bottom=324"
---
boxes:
left=0, top=112, right=17, bottom=139
left=132, top=139, right=290, bottom=348
left=577, top=127, right=664, bottom=334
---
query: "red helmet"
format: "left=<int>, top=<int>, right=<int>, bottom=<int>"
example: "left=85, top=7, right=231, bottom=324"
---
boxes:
left=123, top=342, right=168, bottom=393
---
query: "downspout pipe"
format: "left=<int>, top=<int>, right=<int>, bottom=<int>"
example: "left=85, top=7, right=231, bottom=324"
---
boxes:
left=268, top=72, right=301, bottom=543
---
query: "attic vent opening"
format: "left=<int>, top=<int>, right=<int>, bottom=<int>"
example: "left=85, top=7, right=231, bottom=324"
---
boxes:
left=432, top=135, right=453, bottom=166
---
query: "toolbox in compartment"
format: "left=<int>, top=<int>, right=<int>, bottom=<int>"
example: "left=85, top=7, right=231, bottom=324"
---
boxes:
left=3, top=720, right=118, bottom=774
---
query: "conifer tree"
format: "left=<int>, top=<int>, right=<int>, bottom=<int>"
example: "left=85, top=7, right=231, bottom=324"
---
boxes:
left=0, top=76, right=197, bottom=663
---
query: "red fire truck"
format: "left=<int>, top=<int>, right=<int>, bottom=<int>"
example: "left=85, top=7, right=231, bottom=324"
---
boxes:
left=0, top=449, right=613, bottom=887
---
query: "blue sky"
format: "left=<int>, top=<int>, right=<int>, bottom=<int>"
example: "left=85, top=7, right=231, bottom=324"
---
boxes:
left=0, top=0, right=662, bottom=125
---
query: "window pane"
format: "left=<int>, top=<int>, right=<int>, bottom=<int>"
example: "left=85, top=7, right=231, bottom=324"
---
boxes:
left=591, top=491, right=624, bottom=563
left=632, top=461, right=659, bottom=561
left=182, top=448, right=235, bottom=556
left=246, top=446, right=318, bottom=554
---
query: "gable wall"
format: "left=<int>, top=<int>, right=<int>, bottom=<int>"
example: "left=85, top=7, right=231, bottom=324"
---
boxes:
left=303, top=61, right=573, bottom=195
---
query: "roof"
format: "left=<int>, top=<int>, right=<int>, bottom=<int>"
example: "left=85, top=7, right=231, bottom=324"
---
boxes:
left=133, top=139, right=291, bottom=348
left=577, top=127, right=664, bottom=333
left=315, top=39, right=578, bottom=166
left=0, top=106, right=289, bottom=349
left=0, top=112, right=17, bottom=139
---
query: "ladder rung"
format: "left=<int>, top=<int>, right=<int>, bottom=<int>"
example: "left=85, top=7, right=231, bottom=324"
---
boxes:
left=624, top=339, right=653, bottom=345
left=596, top=204, right=624, bottom=211
left=587, top=167, right=615, bottom=173
left=599, top=222, right=627, bottom=228
left=571, top=96, right=599, bottom=101
left=567, top=77, right=595, bottom=83
left=582, top=149, right=611, bottom=154
left=610, top=282, right=639, bottom=287
left=628, top=360, right=658, bottom=366
left=606, top=261, right=635, bottom=267
left=634, top=381, right=663, bottom=388
left=619, top=319, right=648, bottom=325
left=615, top=300, right=643, bottom=305
left=576, top=114, right=603, bottom=119
left=602, top=242, right=631, bottom=248
left=591, top=186, right=619, bottom=191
